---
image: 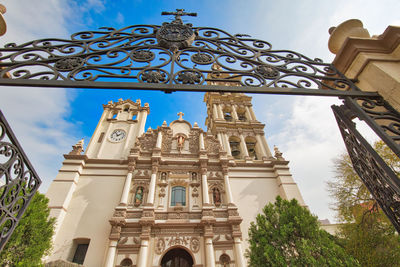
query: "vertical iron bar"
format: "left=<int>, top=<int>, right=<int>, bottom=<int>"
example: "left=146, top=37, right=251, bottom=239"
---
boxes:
left=332, top=104, right=400, bottom=233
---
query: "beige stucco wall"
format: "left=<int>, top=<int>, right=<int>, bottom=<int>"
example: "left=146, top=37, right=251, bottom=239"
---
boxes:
left=47, top=171, right=126, bottom=266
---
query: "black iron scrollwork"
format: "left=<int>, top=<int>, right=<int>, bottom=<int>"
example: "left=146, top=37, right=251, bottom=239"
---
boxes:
left=0, top=110, right=41, bottom=251
left=342, top=97, right=400, bottom=159
left=0, top=17, right=367, bottom=95
left=332, top=104, right=400, bottom=233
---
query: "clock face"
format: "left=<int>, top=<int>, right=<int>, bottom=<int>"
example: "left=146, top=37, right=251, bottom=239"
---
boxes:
left=110, top=129, right=126, bottom=142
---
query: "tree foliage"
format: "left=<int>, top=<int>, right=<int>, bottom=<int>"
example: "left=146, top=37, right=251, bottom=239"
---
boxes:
left=246, top=196, right=359, bottom=267
left=0, top=192, right=55, bottom=267
left=327, top=140, right=400, bottom=267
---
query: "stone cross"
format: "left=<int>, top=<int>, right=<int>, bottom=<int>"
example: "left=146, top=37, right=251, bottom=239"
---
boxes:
left=177, top=112, right=184, bottom=120
left=161, top=9, right=197, bottom=23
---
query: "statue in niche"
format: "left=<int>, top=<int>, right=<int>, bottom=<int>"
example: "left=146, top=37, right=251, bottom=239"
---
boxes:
left=177, top=135, right=185, bottom=150
left=161, top=172, right=167, bottom=182
left=134, top=186, right=144, bottom=206
left=213, top=188, right=221, bottom=207
left=191, top=172, right=197, bottom=182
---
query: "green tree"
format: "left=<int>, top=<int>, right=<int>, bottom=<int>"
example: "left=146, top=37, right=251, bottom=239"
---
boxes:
left=327, top=140, right=400, bottom=267
left=0, top=192, right=55, bottom=267
left=246, top=196, right=359, bottom=267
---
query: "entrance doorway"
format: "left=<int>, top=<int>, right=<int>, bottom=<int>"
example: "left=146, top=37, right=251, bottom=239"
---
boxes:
left=161, top=248, right=194, bottom=267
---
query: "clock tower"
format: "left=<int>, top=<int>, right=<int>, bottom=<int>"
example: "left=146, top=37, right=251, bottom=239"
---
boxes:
left=85, top=98, right=149, bottom=159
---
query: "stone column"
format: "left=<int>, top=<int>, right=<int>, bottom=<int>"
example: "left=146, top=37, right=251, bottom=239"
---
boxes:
left=104, top=240, right=117, bottom=267
left=212, top=104, right=219, bottom=119
left=201, top=168, right=210, bottom=204
left=249, top=106, right=257, bottom=121
left=255, top=134, right=268, bottom=158
left=233, top=237, right=246, bottom=267
left=147, top=166, right=158, bottom=205
left=217, top=104, right=224, bottom=119
left=217, top=132, right=226, bottom=153
left=239, top=134, right=249, bottom=158
left=119, top=164, right=134, bottom=205
left=136, top=239, right=150, bottom=267
left=199, top=132, right=205, bottom=150
left=224, top=134, right=232, bottom=156
left=205, top=237, right=216, bottom=267
left=245, top=106, right=253, bottom=121
left=231, top=104, right=239, bottom=120
left=155, top=130, right=162, bottom=149
left=260, top=134, right=273, bottom=158
left=137, top=109, right=148, bottom=137
left=223, top=171, right=234, bottom=204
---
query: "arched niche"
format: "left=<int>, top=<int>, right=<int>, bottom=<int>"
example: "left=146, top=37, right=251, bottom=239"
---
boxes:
left=245, top=136, right=258, bottom=160
left=229, top=136, right=241, bottom=159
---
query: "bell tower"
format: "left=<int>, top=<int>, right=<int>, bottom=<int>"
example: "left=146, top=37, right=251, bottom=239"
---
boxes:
left=204, top=92, right=273, bottom=161
left=85, top=98, right=149, bottom=159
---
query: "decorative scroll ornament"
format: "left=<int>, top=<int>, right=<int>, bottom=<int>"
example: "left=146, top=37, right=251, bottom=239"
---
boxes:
left=157, top=8, right=197, bottom=52
left=0, top=9, right=374, bottom=97
left=0, top=111, right=41, bottom=251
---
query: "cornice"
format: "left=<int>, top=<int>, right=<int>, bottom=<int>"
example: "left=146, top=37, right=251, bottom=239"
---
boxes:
left=332, top=25, right=400, bottom=74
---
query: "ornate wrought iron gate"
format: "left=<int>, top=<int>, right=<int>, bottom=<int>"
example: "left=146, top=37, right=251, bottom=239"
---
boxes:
left=0, top=9, right=399, bottom=249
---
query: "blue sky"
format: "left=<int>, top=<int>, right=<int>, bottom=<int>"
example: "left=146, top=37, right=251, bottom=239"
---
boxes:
left=1, top=0, right=399, bottom=222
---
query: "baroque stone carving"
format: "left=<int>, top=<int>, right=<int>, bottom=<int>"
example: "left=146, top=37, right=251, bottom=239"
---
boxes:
left=155, top=238, right=165, bottom=254
left=189, top=213, right=202, bottom=219
left=155, top=213, right=168, bottom=220
left=205, top=136, right=221, bottom=154
left=189, top=132, right=199, bottom=154
left=161, top=129, right=172, bottom=153
left=126, top=212, right=142, bottom=219
left=190, top=237, right=200, bottom=253
left=139, top=133, right=157, bottom=151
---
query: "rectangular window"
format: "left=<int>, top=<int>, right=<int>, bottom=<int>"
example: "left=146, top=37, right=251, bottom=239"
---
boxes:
left=72, top=243, right=89, bottom=264
left=98, top=132, right=105, bottom=143
left=171, top=186, right=186, bottom=206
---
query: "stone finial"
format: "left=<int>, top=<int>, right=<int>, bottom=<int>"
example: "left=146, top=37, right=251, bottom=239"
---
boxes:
left=0, top=4, right=6, bottom=14
left=147, top=126, right=152, bottom=132
left=274, top=145, right=285, bottom=160
left=162, top=120, right=167, bottom=126
left=328, top=19, right=370, bottom=54
left=69, top=139, right=84, bottom=155
left=193, top=122, right=199, bottom=128
left=177, top=112, right=184, bottom=121
left=136, top=99, right=141, bottom=105
left=0, top=4, right=6, bottom=37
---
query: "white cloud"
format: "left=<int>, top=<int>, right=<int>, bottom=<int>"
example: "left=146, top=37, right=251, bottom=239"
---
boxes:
left=116, top=12, right=125, bottom=24
left=0, top=1, right=80, bottom=193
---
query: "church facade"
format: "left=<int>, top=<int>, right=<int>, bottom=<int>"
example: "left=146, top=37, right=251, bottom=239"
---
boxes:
left=45, top=92, right=305, bottom=267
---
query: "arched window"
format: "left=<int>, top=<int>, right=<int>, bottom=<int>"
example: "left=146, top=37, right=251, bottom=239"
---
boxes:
left=245, top=137, right=258, bottom=160
left=229, top=136, right=241, bottom=159
left=171, top=186, right=186, bottom=206
left=120, top=258, right=133, bottom=266
left=224, top=111, right=232, bottom=121
left=236, top=108, right=247, bottom=121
